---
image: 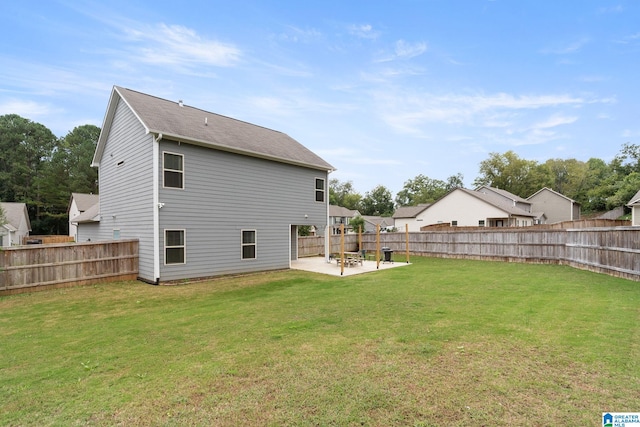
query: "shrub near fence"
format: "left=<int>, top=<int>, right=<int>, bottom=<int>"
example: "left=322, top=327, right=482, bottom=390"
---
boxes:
left=0, top=240, right=139, bottom=295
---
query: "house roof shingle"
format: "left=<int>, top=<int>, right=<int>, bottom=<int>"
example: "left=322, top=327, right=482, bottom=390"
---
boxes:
left=392, top=203, right=431, bottom=219
left=93, top=86, right=335, bottom=172
left=329, top=205, right=359, bottom=217
left=461, top=188, right=535, bottom=217
left=628, top=190, right=640, bottom=206
left=72, top=202, right=101, bottom=224
left=1, top=202, right=31, bottom=232
left=69, top=193, right=99, bottom=213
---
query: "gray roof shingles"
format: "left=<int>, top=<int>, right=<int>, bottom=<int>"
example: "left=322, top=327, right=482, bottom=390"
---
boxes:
left=108, top=86, right=334, bottom=171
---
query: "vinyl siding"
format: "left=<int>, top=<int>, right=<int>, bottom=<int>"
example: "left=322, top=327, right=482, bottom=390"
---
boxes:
left=420, top=190, right=514, bottom=227
left=157, top=139, right=327, bottom=281
left=83, top=98, right=155, bottom=281
left=528, top=190, right=577, bottom=223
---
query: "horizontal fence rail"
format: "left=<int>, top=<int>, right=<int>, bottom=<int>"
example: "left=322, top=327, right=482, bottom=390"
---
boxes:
left=1, top=239, right=139, bottom=294
left=301, top=227, right=640, bottom=281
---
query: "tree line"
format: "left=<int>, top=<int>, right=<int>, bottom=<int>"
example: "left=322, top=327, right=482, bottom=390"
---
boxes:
left=1, top=113, right=638, bottom=234
left=332, top=144, right=640, bottom=217
left=0, top=114, right=99, bottom=235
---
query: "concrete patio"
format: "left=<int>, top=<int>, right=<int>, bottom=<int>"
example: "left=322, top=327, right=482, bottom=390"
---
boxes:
left=291, top=255, right=411, bottom=277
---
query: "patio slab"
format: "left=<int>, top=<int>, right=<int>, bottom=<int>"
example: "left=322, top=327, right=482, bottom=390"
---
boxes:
left=291, top=256, right=410, bottom=277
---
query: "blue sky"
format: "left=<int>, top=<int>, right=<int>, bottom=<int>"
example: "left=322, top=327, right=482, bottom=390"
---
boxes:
left=2, top=1, right=639, bottom=196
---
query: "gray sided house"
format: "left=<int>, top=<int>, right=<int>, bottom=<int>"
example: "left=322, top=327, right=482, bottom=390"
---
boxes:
left=84, top=86, right=334, bottom=283
left=527, top=187, right=580, bottom=224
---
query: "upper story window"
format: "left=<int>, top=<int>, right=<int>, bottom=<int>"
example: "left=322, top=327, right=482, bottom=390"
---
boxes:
left=241, top=230, right=257, bottom=260
left=315, top=178, right=325, bottom=202
left=163, top=152, right=184, bottom=189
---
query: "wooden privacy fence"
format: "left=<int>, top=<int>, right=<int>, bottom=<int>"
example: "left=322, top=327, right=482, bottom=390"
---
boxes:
left=22, top=235, right=75, bottom=245
left=0, top=239, right=139, bottom=295
left=300, top=227, right=640, bottom=281
left=298, top=235, right=359, bottom=257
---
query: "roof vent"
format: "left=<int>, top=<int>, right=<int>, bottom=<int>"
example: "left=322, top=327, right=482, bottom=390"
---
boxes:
left=178, top=100, right=183, bottom=107
left=205, top=117, right=208, bottom=126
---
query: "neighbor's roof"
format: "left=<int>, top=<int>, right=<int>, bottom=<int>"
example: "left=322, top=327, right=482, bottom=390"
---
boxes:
left=628, top=190, right=640, bottom=206
left=392, top=203, right=431, bottom=219
left=69, top=192, right=99, bottom=213
left=461, top=188, right=535, bottom=217
left=329, top=205, right=359, bottom=217
left=0, top=202, right=32, bottom=232
left=93, top=86, right=335, bottom=172
left=476, top=186, right=530, bottom=204
left=527, top=187, right=580, bottom=204
left=72, top=202, right=100, bottom=224
left=362, top=215, right=393, bottom=227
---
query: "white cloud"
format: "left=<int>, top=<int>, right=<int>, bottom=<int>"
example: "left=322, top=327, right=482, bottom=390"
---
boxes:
left=277, top=25, right=323, bottom=43
left=348, top=24, right=380, bottom=40
left=531, top=114, right=578, bottom=130
left=0, top=99, right=55, bottom=117
left=123, top=23, right=242, bottom=68
left=540, top=37, right=590, bottom=55
left=614, top=32, right=640, bottom=44
left=371, top=89, right=596, bottom=147
left=375, top=40, right=428, bottom=62
left=394, top=40, right=428, bottom=59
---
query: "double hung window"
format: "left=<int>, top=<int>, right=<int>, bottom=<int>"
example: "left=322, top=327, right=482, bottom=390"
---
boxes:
left=241, top=230, right=256, bottom=260
left=165, top=229, right=185, bottom=264
left=163, top=152, right=184, bottom=189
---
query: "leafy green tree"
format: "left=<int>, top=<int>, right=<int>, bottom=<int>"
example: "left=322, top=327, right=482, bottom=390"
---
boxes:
left=360, top=185, right=394, bottom=216
left=473, top=151, right=549, bottom=197
left=0, top=114, right=57, bottom=232
left=329, top=179, right=362, bottom=210
left=580, top=158, right=614, bottom=212
left=612, top=143, right=640, bottom=175
left=298, top=225, right=313, bottom=236
left=59, top=125, right=100, bottom=194
left=395, top=173, right=464, bottom=206
left=606, top=172, right=640, bottom=209
left=349, top=215, right=365, bottom=234
left=35, top=125, right=100, bottom=234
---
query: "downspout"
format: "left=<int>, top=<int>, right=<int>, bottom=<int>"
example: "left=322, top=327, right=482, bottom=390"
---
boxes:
left=325, top=173, right=331, bottom=263
left=153, top=133, right=163, bottom=284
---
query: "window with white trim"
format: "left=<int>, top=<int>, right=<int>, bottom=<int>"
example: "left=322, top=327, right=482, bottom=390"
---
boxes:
left=315, top=178, right=325, bottom=202
left=165, top=229, right=185, bottom=264
left=163, top=152, right=184, bottom=189
left=241, top=229, right=256, bottom=260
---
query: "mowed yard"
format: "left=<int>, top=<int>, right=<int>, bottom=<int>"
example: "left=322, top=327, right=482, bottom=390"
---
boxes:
left=1, top=257, right=639, bottom=426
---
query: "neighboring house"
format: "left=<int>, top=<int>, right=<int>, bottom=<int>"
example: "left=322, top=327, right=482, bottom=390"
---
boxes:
left=329, top=205, right=360, bottom=234
left=0, top=202, right=31, bottom=247
left=68, top=193, right=99, bottom=241
left=81, top=86, right=334, bottom=283
left=392, top=204, right=431, bottom=232
left=71, top=201, right=101, bottom=236
left=627, top=190, right=640, bottom=226
left=361, top=215, right=394, bottom=233
left=527, top=187, right=580, bottom=224
left=475, top=186, right=533, bottom=213
left=417, top=188, right=536, bottom=228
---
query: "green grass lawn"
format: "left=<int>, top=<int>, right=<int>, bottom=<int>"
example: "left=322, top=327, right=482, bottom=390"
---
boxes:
left=1, top=256, right=639, bottom=426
